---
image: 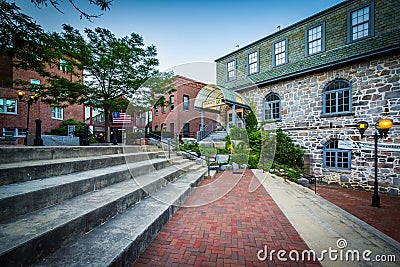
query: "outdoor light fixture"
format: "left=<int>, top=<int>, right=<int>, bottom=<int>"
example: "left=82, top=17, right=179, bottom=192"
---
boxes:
left=356, top=121, right=369, bottom=138
left=356, top=118, right=393, bottom=208
left=16, top=90, right=40, bottom=145
left=375, top=118, right=393, bottom=138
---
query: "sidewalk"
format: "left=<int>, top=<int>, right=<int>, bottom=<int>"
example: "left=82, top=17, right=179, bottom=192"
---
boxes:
left=252, top=169, right=400, bottom=267
left=133, top=169, right=400, bottom=266
left=134, top=170, right=319, bottom=266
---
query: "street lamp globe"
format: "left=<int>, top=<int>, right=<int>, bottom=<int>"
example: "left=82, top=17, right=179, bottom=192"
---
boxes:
left=356, top=121, right=369, bottom=138
left=375, top=118, right=393, bottom=138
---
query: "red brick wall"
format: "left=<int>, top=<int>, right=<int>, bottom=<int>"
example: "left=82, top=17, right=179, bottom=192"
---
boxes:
left=151, top=76, right=217, bottom=138
left=0, top=57, right=85, bottom=140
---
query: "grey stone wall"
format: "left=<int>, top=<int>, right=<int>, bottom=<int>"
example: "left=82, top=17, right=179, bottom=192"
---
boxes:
left=239, top=53, right=400, bottom=194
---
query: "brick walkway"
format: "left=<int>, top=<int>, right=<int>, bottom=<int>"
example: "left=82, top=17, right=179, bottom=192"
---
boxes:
left=315, top=185, right=400, bottom=243
left=133, top=170, right=320, bottom=266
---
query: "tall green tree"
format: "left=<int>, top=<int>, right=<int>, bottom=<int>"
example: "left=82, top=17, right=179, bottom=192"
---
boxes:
left=0, top=2, right=89, bottom=106
left=81, top=27, right=174, bottom=142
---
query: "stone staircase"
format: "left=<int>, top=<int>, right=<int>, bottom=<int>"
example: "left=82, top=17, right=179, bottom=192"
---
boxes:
left=205, top=131, right=228, bottom=142
left=0, top=145, right=207, bottom=266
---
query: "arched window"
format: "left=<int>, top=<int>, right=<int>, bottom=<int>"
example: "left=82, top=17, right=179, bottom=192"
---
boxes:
left=323, top=140, right=351, bottom=170
left=264, top=93, right=281, bottom=121
left=323, top=79, right=352, bottom=115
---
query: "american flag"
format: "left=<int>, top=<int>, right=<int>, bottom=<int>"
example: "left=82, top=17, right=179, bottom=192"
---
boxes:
left=112, top=112, right=132, bottom=124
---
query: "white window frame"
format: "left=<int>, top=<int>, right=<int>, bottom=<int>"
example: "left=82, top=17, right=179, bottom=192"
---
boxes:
left=51, top=106, right=64, bottom=120
left=60, top=59, right=68, bottom=72
left=0, top=98, right=17, bottom=114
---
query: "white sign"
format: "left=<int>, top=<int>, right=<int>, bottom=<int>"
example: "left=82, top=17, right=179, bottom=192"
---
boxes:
left=68, top=125, right=76, bottom=137
left=203, top=98, right=224, bottom=108
left=338, top=140, right=400, bottom=152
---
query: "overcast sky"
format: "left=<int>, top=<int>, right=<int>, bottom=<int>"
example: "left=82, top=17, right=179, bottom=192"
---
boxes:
left=14, top=0, right=344, bottom=83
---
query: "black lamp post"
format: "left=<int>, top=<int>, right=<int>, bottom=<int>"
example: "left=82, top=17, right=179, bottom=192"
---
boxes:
left=356, top=118, right=393, bottom=208
left=17, top=90, right=39, bottom=145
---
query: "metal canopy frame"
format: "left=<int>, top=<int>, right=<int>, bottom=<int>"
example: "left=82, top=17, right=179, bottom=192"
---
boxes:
left=194, top=84, right=251, bottom=110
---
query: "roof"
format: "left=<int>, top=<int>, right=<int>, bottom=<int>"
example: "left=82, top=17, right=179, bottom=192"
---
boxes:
left=215, top=0, right=353, bottom=62
left=194, top=84, right=251, bottom=110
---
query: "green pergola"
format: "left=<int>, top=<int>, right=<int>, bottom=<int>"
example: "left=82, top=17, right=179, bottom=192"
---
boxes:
left=194, top=84, right=251, bottom=131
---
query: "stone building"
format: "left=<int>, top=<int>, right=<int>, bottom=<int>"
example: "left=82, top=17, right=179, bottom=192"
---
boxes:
left=215, top=0, right=400, bottom=191
left=0, top=57, right=85, bottom=144
left=151, top=75, right=217, bottom=140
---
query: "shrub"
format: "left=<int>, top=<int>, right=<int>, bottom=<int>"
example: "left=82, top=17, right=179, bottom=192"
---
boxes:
left=50, top=119, right=97, bottom=143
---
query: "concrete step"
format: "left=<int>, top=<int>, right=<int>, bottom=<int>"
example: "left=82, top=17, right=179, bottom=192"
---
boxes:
left=0, top=146, right=135, bottom=164
left=0, top=162, right=196, bottom=267
left=33, top=168, right=207, bottom=267
left=0, top=151, right=160, bottom=186
left=0, top=157, right=170, bottom=223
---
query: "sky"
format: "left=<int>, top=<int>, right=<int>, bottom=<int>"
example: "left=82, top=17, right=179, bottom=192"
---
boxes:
left=14, top=0, right=344, bottom=83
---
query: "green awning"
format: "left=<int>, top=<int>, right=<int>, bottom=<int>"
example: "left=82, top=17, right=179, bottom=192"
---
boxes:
left=194, top=84, right=250, bottom=110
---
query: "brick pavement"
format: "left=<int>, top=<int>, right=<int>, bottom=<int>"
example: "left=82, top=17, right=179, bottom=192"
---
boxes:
left=133, top=170, right=320, bottom=266
left=315, top=185, right=400, bottom=243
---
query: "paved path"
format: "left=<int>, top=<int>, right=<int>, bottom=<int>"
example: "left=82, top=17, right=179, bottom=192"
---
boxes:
left=252, top=169, right=400, bottom=267
left=134, top=170, right=319, bottom=266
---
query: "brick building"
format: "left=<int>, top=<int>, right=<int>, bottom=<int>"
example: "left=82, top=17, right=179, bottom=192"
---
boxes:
left=215, top=0, right=400, bottom=190
left=0, top=57, right=85, bottom=144
left=151, top=75, right=217, bottom=139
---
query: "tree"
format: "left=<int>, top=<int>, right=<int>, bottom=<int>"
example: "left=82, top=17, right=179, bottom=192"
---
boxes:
left=81, top=27, right=174, bottom=142
left=274, top=128, right=304, bottom=168
left=24, top=0, right=112, bottom=20
left=0, top=2, right=88, bottom=106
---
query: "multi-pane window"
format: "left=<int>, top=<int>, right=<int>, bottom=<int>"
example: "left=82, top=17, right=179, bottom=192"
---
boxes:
left=349, top=5, right=372, bottom=42
left=2, top=128, right=26, bottom=138
left=59, top=59, right=68, bottom=72
left=0, top=98, right=17, bottom=114
left=273, top=39, right=287, bottom=66
left=323, top=140, right=351, bottom=170
left=154, top=106, right=159, bottom=116
left=170, top=95, right=174, bottom=111
left=183, top=95, right=189, bottom=110
left=51, top=107, right=63, bottom=120
left=227, top=60, right=236, bottom=81
left=264, top=93, right=281, bottom=121
left=161, top=105, right=166, bottom=114
left=247, top=51, right=258, bottom=75
left=307, top=24, right=324, bottom=56
left=323, top=80, right=352, bottom=115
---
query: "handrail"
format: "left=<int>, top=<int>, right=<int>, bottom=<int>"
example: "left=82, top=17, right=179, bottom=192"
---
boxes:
left=144, top=132, right=202, bottom=160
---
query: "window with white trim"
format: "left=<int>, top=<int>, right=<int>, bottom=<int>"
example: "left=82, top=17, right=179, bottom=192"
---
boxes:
left=273, top=39, right=287, bottom=66
left=0, top=98, right=17, bottom=114
left=348, top=4, right=373, bottom=42
left=247, top=51, right=258, bottom=75
left=227, top=60, right=236, bottom=81
left=323, top=140, right=351, bottom=170
left=161, top=105, right=166, bottom=114
left=306, top=24, right=324, bottom=56
left=30, top=79, right=40, bottom=92
left=183, top=95, right=189, bottom=110
left=170, top=95, right=174, bottom=111
left=59, top=59, right=68, bottom=72
left=51, top=107, right=64, bottom=120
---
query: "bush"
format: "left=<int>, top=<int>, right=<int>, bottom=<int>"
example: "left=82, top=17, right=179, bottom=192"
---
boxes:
left=274, top=128, right=304, bottom=168
left=50, top=119, right=97, bottom=143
